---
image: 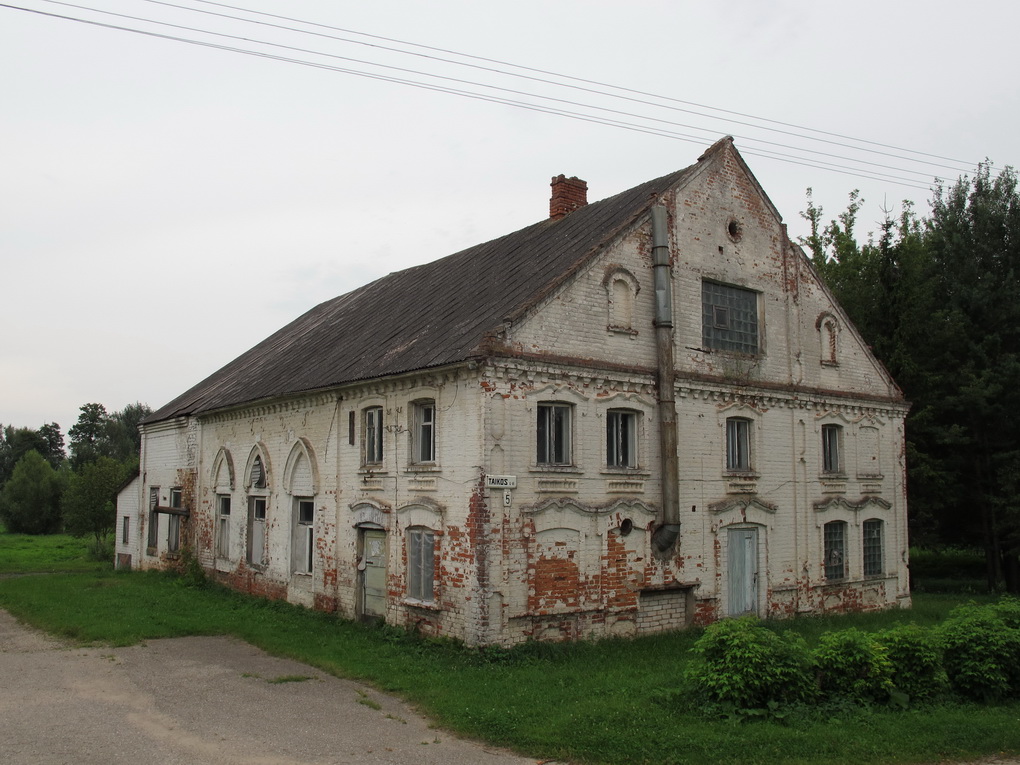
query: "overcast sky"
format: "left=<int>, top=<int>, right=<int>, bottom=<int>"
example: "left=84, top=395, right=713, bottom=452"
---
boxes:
left=2, top=0, right=1017, bottom=441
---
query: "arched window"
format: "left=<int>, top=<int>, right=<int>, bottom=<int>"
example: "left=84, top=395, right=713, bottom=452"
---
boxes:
left=285, top=438, right=319, bottom=576
left=817, top=313, right=839, bottom=366
left=245, top=446, right=271, bottom=568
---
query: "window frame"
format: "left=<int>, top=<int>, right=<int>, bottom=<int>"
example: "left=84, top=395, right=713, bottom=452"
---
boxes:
left=122, top=515, right=130, bottom=545
left=702, top=280, right=760, bottom=355
left=822, top=423, right=843, bottom=474
left=364, top=406, right=384, bottom=466
left=863, top=518, right=884, bottom=576
left=247, top=496, right=268, bottom=567
left=216, top=494, right=231, bottom=559
left=725, top=417, right=752, bottom=473
left=824, top=520, right=848, bottom=580
left=406, top=526, right=435, bottom=603
left=606, top=409, right=638, bottom=469
left=411, top=400, right=436, bottom=465
left=293, top=498, right=315, bottom=575
left=536, top=402, right=573, bottom=466
left=146, top=486, right=159, bottom=550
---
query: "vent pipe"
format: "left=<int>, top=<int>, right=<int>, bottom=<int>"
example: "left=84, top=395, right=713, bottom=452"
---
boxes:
left=650, top=205, right=681, bottom=556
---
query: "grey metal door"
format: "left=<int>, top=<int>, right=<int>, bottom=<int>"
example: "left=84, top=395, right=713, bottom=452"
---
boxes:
left=359, top=528, right=387, bottom=619
left=728, top=527, right=759, bottom=616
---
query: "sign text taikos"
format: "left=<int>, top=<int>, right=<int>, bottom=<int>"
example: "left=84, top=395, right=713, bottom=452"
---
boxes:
left=485, top=475, right=517, bottom=489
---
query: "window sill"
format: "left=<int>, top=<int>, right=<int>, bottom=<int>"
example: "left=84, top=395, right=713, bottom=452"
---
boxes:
left=405, top=464, right=441, bottom=474
left=701, top=348, right=762, bottom=359
left=821, top=579, right=848, bottom=587
left=359, top=467, right=387, bottom=475
left=530, top=464, right=582, bottom=474
left=403, top=598, right=441, bottom=611
left=600, top=467, right=650, bottom=476
left=724, top=470, right=760, bottom=480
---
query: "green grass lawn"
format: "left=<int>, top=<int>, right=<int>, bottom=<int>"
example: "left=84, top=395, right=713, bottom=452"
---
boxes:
left=0, top=530, right=111, bottom=574
left=0, top=533, right=1016, bottom=765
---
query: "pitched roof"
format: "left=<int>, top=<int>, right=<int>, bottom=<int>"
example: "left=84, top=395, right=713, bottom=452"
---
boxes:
left=146, top=142, right=725, bottom=423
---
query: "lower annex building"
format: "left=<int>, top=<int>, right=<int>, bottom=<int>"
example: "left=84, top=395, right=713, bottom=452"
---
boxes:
left=117, top=137, right=910, bottom=645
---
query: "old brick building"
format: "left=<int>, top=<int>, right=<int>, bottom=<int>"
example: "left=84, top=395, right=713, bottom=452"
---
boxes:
left=117, top=137, right=910, bottom=645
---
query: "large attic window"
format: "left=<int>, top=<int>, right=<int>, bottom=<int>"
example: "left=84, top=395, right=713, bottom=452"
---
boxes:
left=702, top=281, right=759, bottom=354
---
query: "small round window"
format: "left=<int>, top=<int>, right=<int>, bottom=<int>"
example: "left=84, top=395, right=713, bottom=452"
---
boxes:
left=727, top=219, right=743, bottom=242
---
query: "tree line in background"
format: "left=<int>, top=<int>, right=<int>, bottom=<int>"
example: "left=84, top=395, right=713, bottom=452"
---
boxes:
left=802, top=162, right=1020, bottom=592
left=0, top=403, right=151, bottom=554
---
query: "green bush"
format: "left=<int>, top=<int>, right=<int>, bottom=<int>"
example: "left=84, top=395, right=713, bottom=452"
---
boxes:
left=686, top=617, right=815, bottom=711
left=878, top=623, right=948, bottom=703
left=992, top=597, right=1020, bottom=629
left=814, top=628, right=894, bottom=704
left=938, top=602, right=1020, bottom=702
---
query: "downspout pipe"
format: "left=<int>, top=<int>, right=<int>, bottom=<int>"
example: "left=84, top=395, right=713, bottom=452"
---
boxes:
left=650, top=205, right=681, bottom=557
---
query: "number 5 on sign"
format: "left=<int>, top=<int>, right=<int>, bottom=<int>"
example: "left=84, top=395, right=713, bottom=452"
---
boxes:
left=503, top=489, right=512, bottom=507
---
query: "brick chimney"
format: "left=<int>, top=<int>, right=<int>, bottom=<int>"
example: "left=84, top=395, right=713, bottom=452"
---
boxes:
left=549, top=175, right=588, bottom=220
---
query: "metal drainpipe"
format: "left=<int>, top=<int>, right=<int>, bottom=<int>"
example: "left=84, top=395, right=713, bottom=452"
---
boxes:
left=650, top=205, right=681, bottom=556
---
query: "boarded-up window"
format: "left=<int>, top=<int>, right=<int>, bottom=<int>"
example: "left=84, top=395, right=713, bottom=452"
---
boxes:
left=858, top=426, right=881, bottom=477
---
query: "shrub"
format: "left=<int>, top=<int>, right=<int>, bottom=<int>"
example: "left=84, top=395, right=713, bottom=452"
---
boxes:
left=992, top=597, right=1020, bottom=629
left=814, top=628, right=894, bottom=704
left=937, top=602, right=1020, bottom=702
left=686, top=617, right=815, bottom=711
left=878, top=623, right=948, bottom=703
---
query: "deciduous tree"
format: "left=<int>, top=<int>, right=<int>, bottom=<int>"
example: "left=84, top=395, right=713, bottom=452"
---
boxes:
left=0, top=451, right=65, bottom=534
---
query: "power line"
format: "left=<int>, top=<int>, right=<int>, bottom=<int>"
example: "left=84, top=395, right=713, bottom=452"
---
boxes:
left=183, top=0, right=976, bottom=169
left=31, top=0, right=952, bottom=184
left=3, top=0, right=978, bottom=190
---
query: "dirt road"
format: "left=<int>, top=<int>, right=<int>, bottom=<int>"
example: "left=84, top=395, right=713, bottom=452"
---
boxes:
left=0, top=609, right=545, bottom=765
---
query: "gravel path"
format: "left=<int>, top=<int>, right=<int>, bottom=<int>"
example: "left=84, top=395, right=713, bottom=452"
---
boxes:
left=0, top=609, right=548, bottom=765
